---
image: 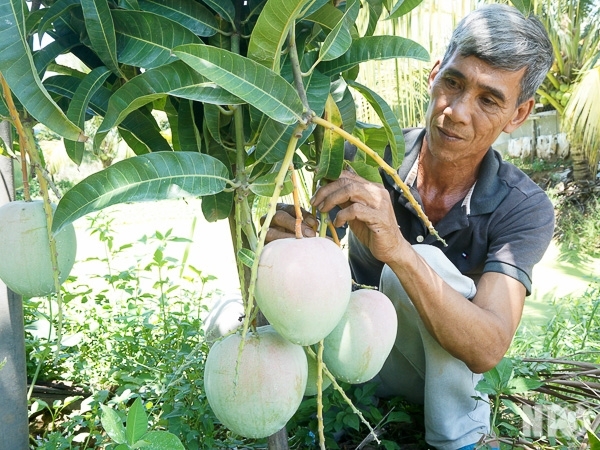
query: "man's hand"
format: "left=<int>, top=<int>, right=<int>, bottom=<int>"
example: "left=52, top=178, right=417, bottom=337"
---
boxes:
left=310, top=170, right=409, bottom=264
left=263, top=203, right=318, bottom=243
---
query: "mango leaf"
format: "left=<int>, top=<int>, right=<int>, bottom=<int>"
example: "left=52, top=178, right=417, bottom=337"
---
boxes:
left=509, top=0, right=533, bottom=16
left=319, top=0, right=360, bottom=62
left=202, top=0, right=235, bottom=25
left=316, top=95, right=345, bottom=181
left=365, top=0, right=384, bottom=37
left=81, top=0, right=122, bottom=76
left=304, top=3, right=359, bottom=38
left=203, top=103, right=232, bottom=146
left=237, top=248, right=256, bottom=268
left=45, top=75, right=170, bottom=153
left=302, top=0, right=330, bottom=17
left=65, top=67, right=112, bottom=165
left=587, top=427, right=600, bottom=450
left=174, top=44, right=304, bottom=124
left=0, top=0, right=85, bottom=141
left=247, top=0, right=313, bottom=70
left=249, top=169, right=293, bottom=197
left=100, top=405, right=127, bottom=445
left=387, top=0, right=424, bottom=19
left=318, top=36, right=429, bottom=76
left=94, top=60, right=240, bottom=149
left=138, top=0, right=218, bottom=37
left=201, top=191, right=233, bottom=222
left=135, top=431, right=185, bottom=450
left=33, top=33, right=79, bottom=75
left=348, top=80, right=404, bottom=169
left=112, top=10, right=201, bottom=69
left=119, top=0, right=140, bottom=9
left=125, top=398, right=147, bottom=446
left=347, top=160, right=382, bottom=183
left=175, top=99, right=201, bottom=152
left=52, top=152, right=230, bottom=233
left=330, top=78, right=356, bottom=134
left=38, top=0, right=80, bottom=41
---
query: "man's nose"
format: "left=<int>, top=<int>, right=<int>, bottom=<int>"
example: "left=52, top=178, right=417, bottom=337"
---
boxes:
left=443, top=94, right=472, bottom=125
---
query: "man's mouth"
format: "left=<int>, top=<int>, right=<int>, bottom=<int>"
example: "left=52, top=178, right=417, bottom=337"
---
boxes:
left=438, top=126, right=462, bottom=140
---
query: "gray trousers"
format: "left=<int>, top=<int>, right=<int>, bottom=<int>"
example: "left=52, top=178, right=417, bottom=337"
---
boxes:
left=375, top=244, right=490, bottom=450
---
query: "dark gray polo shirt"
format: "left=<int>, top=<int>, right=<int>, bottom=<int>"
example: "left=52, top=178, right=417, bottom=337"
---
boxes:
left=348, top=128, right=555, bottom=295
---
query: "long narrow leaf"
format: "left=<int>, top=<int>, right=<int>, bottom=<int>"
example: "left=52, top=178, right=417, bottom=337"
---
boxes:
left=319, top=0, right=360, bottom=62
left=348, top=80, right=405, bottom=168
left=387, top=0, right=424, bottom=19
left=202, top=0, right=235, bottom=25
left=318, top=36, right=429, bottom=76
left=95, top=60, right=241, bottom=149
left=174, top=44, right=304, bottom=124
left=0, top=0, right=84, bottom=141
left=52, top=152, right=230, bottom=233
left=316, top=95, right=345, bottom=180
left=45, top=75, right=171, bottom=154
left=113, top=10, right=201, bottom=69
left=247, top=0, right=312, bottom=70
left=138, top=0, right=218, bottom=36
left=81, top=0, right=122, bottom=76
left=38, top=0, right=80, bottom=40
left=65, top=67, right=112, bottom=165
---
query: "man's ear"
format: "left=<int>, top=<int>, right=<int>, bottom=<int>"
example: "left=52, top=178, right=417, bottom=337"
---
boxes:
left=503, top=98, right=535, bottom=134
left=428, top=59, right=442, bottom=91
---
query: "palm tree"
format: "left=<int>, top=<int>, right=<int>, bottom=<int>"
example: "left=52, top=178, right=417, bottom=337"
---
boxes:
left=534, top=0, right=600, bottom=180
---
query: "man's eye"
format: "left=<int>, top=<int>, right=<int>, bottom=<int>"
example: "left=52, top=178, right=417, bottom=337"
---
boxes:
left=444, top=78, right=459, bottom=89
left=481, top=97, right=497, bottom=107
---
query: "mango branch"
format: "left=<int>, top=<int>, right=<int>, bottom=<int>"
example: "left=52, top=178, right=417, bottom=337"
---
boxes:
left=311, top=115, right=446, bottom=246
left=316, top=340, right=326, bottom=450
left=239, top=123, right=306, bottom=345
left=305, top=346, right=381, bottom=445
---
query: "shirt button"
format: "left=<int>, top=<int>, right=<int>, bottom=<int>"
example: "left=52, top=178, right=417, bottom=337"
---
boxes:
left=416, top=235, right=424, bottom=243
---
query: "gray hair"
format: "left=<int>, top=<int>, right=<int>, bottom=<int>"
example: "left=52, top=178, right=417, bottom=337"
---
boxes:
left=440, top=4, right=553, bottom=105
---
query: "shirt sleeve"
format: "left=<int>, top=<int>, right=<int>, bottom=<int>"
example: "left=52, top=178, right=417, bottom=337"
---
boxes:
left=484, top=189, right=555, bottom=295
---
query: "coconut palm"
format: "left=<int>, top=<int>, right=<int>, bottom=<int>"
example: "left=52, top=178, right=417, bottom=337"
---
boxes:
left=534, top=0, right=600, bottom=180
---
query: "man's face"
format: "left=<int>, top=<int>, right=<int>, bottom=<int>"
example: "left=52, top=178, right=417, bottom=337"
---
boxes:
left=425, top=54, right=533, bottom=164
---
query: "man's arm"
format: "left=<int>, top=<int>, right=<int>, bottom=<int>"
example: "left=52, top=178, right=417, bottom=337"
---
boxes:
left=311, top=170, right=525, bottom=373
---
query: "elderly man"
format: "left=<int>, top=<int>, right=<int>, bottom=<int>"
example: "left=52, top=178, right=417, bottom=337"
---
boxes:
left=269, top=4, right=555, bottom=449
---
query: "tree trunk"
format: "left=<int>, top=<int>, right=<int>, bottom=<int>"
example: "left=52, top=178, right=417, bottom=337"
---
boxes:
left=571, top=143, right=592, bottom=182
left=0, top=120, right=29, bottom=450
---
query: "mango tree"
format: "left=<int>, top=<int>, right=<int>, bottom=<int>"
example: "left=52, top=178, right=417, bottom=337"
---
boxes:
left=0, top=0, right=436, bottom=446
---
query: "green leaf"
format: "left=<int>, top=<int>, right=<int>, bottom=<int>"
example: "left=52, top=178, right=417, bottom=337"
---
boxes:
left=365, top=0, right=384, bottom=37
left=33, top=33, right=79, bottom=75
left=174, top=44, right=304, bottom=124
left=202, top=0, right=235, bottom=25
left=587, top=426, right=600, bottom=450
left=0, top=0, right=85, bottom=141
left=347, top=160, right=382, bottom=184
left=112, top=10, right=201, bottom=69
left=318, top=36, right=429, bottom=76
left=509, top=0, right=533, bottom=16
left=38, top=0, right=80, bottom=42
left=316, top=95, right=345, bottom=181
left=126, top=398, right=148, bottom=446
left=175, top=99, right=201, bottom=152
left=386, top=0, right=424, bottom=19
left=331, top=78, right=356, bottom=133
left=52, top=152, right=229, bottom=233
left=249, top=169, right=293, bottom=197
left=45, top=75, right=170, bottom=153
left=65, top=67, right=112, bottom=165
left=119, top=0, right=140, bottom=9
left=138, top=0, right=219, bottom=36
left=81, top=0, right=122, bottom=76
left=237, top=248, right=256, bottom=268
left=94, top=60, right=240, bottom=149
left=201, top=191, right=233, bottom=222
left=304, top=3, right=358, bottom=38
left=507, top=376, right=543, bottom=395
left=319, top=0, right=360, bottom=62
left=135, top=430, right=185, bottom=450
left=100, top=404, right=127, bottom=445
left=348, top=80, right=404, bottom=169
left=247, top=0, right=313, bottom=70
